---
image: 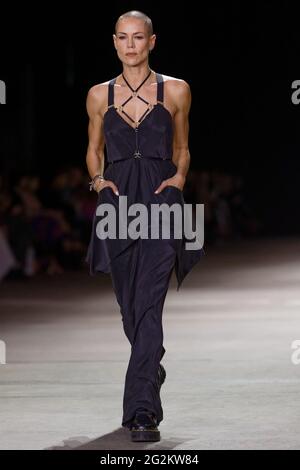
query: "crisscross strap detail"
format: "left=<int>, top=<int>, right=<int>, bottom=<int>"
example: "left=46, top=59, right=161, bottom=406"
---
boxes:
left=107, top=72, right=164, bottom=126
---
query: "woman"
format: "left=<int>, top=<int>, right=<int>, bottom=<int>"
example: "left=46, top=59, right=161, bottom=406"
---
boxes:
left=85, top=10, right=205, bottom=442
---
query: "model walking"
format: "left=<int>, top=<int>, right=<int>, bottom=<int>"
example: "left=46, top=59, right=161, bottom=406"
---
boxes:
left=85, top=10, right=205, bottom=442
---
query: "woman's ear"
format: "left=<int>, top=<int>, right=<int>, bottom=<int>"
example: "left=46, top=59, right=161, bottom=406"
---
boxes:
left=150, top=34, right=156, bottom=51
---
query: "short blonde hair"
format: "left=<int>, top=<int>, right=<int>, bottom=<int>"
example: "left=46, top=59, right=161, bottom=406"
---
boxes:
left=115, top=10, right=153, bottom=36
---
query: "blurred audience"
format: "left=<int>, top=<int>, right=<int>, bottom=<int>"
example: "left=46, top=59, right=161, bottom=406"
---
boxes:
left=0, top=165, right=262, bottom=281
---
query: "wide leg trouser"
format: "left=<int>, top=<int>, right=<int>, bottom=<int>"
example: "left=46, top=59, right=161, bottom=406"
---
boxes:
left=109, top=237, right=176, bottom=429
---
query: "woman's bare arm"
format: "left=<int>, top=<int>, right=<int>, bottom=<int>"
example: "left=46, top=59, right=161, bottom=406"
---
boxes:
left=85, top=84, right=119, bottom=194
left=86, top=85, right=105, bottom=177
left=154, top=79, right=191, bottom=193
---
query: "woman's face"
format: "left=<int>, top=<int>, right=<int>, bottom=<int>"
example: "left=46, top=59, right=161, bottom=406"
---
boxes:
left=113, top=18, right=155, bottom=65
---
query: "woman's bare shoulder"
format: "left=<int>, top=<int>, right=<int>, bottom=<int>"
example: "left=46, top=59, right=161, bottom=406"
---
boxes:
left=161, top=74, right=191, bottom=104
left=86, top=78, right=115, bottom=114
left=161, top=74, right=190, bottom=90
left=87, top=79, right=112, bottom=99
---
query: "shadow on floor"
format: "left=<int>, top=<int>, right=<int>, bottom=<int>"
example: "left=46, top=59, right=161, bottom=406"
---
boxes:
left=46, top=427, right=186, bottom=450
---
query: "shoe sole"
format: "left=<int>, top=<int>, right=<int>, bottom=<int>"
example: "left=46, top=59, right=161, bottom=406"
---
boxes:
left=131, top=429, right=161, bottom=442
left=130, top=367, right=165, bottom=443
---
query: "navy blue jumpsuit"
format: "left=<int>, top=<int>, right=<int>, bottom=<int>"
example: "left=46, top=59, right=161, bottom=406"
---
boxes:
left=85, top=72, right=205, bottom=429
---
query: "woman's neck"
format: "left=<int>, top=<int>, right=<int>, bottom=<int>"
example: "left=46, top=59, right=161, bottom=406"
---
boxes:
left=120, top=64, right=153, bottom=88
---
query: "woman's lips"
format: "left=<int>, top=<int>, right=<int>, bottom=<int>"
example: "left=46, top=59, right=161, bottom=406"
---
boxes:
left=126, top=53, right=137, bottom=56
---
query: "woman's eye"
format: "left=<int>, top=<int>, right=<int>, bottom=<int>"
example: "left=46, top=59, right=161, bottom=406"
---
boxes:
left=117, top=36, right=144, bottom=40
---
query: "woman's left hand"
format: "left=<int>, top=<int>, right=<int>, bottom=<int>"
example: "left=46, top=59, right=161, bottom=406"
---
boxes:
left=154, top=174, right=186, bottom=194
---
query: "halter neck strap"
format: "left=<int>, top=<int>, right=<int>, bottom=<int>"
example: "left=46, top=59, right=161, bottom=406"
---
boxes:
left=107, top=71, right=164, bottom=107
left=122, top=69, right=152, bottom=93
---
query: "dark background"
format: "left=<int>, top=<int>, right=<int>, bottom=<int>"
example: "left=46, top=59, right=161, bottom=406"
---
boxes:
left=1, top=1, right=300, bottom=234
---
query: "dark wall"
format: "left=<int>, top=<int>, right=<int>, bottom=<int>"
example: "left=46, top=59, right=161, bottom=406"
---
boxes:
left=1, top=1, right=300, bottom=232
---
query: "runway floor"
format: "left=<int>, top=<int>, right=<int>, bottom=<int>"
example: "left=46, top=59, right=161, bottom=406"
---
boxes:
left=0, top=236, right=300, bottom=450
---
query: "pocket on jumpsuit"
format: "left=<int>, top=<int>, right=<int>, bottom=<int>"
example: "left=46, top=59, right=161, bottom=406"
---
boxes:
left=155, top=184, right=184, bottom=255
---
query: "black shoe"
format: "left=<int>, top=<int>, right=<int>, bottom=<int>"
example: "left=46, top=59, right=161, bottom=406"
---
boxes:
left=130, top=410, right=160, bottom=442
left=157, top=363, right=166, bottom=391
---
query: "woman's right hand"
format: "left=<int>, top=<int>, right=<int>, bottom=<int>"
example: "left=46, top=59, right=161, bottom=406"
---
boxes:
left=94, top=178, right=119, bottom=195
